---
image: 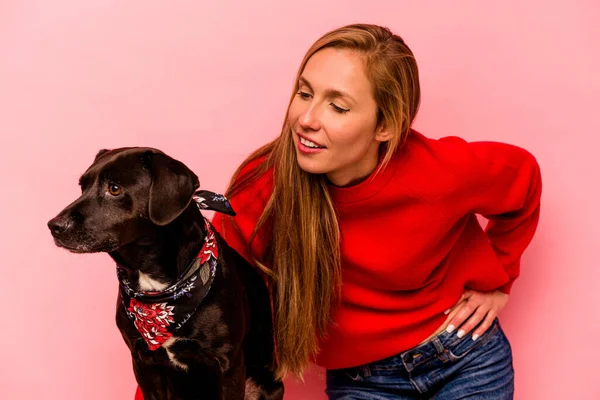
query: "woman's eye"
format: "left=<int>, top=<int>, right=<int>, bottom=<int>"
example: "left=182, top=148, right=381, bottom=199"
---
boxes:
left=331, top=103, right=350, bottom=114
left=108, top=184, right=122, bottom=196
left=297, top=91, right=312, bottom=100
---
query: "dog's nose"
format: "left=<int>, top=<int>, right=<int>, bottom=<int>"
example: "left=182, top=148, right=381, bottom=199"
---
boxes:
left=47, top=217, right=72, bottom=236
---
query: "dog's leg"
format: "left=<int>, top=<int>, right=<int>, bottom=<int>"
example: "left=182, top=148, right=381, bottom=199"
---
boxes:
left=167, top=339, right=227, bottom=399
left=162, top=364, right=221, bottom=400
left=244, top=366, right=284, bottom=400
left=133, top=361, right=170, bottom=400
left=220, top=361, right=247, bottom=400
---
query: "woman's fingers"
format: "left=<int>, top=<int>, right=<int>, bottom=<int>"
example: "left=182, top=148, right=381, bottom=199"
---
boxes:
left=471, top=311, right=497, bottom=341
left=444, top=290, right=507, bottom=339
left=455, top=307, right=491, bottom=339
left=446, top=291, right=482, bottom=334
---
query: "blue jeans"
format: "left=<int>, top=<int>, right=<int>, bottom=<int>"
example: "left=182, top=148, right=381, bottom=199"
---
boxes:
left=325, top=318, right=514, bottom=399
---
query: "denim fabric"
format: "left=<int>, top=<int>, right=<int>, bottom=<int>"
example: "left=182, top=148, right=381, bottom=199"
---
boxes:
left=325, top=318, right=514, bottom=399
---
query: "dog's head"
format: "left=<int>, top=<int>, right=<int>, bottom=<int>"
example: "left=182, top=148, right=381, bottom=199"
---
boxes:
left=47, top=147, right=199, bottom=253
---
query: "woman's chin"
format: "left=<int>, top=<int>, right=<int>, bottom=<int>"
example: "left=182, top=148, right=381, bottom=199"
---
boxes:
left=295, top=153, right=326, bottom=174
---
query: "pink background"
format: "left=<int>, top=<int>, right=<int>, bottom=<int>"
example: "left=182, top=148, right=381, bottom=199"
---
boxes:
left=1, top=1, right=599, bottom=399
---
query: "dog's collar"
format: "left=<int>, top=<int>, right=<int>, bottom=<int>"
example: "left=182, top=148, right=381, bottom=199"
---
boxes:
left=118, top=217, right=220, bottom=351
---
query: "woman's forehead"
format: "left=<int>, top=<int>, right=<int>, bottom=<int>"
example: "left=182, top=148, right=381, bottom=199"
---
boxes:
left=301, top=48, right=372, bottom=98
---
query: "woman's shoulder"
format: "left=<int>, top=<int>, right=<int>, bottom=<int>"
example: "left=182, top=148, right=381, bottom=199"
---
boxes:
left=404, top=129, right=538, bottom=172
left=227, top=152, right=274, bottom=219
left=392, top=129, right=540, bottom=201
left=211, top=151, right=274, bottom=262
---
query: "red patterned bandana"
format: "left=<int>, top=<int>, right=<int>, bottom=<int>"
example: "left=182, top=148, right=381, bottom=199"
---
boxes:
left=117, top=190, right=235, bottom=350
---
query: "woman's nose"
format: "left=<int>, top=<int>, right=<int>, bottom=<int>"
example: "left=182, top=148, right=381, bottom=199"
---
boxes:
left=298, top=105, right=321, bottom=131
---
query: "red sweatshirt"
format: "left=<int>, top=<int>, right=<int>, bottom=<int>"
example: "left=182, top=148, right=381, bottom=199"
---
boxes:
left=211, top=129, right=542, bottom=370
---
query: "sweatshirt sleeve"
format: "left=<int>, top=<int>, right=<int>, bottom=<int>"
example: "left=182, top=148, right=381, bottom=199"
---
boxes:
left=463, top=141, right=542, bottom=294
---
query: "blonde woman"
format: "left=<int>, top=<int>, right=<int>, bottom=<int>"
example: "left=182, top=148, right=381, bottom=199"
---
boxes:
left=213, top=24, right=541, bottom=399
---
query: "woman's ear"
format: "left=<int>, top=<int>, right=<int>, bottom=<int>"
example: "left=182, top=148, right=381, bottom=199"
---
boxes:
left=375, top=124, right=393, bottom=143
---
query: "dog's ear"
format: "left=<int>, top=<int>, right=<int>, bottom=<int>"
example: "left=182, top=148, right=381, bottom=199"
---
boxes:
left=94, top=149, right=111, bottom=161
left=145, top=151, right=199, bottom=226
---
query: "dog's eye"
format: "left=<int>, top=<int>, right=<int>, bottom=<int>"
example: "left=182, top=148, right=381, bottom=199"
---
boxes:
left=108, top=184, right=122, bottom=196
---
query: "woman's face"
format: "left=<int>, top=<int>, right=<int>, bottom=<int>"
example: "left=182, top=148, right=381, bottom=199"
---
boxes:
left=288, top=47, right=391, bottom=187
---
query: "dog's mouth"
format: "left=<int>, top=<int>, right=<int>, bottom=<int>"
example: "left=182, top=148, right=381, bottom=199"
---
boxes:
left=66, top=247, right=92, bottom=254
left=53, top=236, right=120, bottom=254
left=53, top=237, right=93, bottom=253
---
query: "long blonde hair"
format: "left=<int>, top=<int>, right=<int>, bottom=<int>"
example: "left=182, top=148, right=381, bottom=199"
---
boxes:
left=225, top=24, right=420, bottom=379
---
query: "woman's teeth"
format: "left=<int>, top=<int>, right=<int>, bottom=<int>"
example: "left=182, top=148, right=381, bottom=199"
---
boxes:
left=300, top=137, right=323, bottom=148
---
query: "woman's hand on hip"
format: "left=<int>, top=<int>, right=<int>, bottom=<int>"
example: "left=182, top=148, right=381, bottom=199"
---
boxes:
left=443, top=289, right=508, bottom=340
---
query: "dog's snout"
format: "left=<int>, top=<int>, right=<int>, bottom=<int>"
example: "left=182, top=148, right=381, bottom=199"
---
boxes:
left=47, top=216, right=72, bottom=236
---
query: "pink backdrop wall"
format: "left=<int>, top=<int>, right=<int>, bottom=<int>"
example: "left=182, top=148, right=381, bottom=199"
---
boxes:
left=2, top=1, right=599, bottom=399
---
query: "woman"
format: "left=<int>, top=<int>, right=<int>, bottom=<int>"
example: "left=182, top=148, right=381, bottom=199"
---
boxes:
left=213, top=23, right=541, bottom=399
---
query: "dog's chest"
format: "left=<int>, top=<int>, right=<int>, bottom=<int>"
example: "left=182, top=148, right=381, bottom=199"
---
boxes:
left=137, top=272, right=169, bottom=291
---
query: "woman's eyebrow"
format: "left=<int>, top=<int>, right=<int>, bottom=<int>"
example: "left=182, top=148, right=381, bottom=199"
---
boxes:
left=299, top=76, right=356, bottom=105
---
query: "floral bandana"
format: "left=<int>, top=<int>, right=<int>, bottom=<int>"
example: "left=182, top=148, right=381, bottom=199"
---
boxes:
left=117, top=189, right=235, bottom=351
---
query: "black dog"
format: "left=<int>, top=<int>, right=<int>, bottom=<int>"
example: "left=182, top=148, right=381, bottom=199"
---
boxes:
left=47, top=147, right=284, bottom=400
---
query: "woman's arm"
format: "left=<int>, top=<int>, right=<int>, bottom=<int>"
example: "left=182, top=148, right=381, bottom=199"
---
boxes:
left=465, top=141, right=542, bottom=294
